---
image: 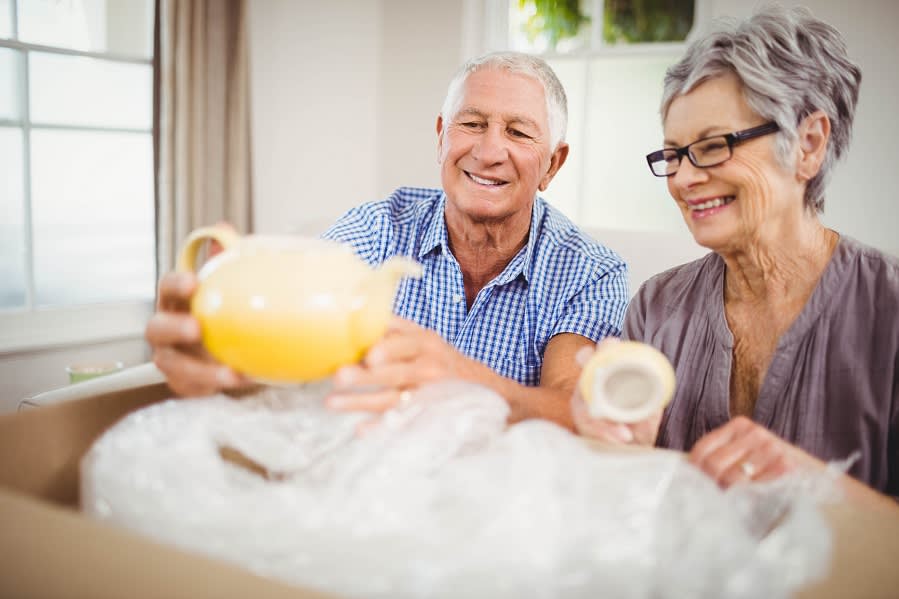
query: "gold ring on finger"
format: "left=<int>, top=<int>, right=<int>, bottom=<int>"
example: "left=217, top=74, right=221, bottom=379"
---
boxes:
left=740, top=461, right=757, bottom=479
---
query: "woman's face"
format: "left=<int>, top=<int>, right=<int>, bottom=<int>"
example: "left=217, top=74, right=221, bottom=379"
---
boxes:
left=663, top=73, right=804, bottom=253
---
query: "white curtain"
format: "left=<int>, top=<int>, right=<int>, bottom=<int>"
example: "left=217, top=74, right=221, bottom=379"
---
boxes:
left=155, top=0, right=253, bottom=274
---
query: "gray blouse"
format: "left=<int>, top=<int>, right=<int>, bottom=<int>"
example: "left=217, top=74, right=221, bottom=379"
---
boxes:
left=624, top=236, right=899, bottom=495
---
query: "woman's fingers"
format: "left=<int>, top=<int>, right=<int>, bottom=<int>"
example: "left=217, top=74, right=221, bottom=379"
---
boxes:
left=572, top=394, right=643, bottom=444
left=629, top=410, right=663, bottom=446
left=689, top=416, right=798, bottom=488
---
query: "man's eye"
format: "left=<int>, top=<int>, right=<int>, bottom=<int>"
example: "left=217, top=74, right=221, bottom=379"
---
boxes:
left=460, top=121, right=484, bottom=129
left=509, top=128, right=531, bottom=139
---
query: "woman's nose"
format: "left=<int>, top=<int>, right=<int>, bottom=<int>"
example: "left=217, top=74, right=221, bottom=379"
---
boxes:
left=670, top=157, right=709, bottom=189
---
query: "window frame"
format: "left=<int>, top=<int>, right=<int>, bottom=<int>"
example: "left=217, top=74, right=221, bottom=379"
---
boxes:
left=481, top=0, right=705, bottom=228
left=0, top=1, right=156, bottom=354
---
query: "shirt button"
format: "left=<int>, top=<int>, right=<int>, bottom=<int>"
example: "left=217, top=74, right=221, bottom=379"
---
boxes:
left=452, top=293, right=464, bottom=304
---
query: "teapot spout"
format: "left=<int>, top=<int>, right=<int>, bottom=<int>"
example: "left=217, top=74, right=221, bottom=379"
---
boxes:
left=349, top=257, right=422, bottom=352
left=379, top=256, right=423, bottom=283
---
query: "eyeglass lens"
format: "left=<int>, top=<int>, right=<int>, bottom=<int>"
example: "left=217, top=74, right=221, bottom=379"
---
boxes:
left=650, top=136, right=731, bottom=176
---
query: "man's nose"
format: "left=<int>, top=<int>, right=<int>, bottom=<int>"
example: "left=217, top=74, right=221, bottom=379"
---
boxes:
left=471, top=125, right=508, bottom=164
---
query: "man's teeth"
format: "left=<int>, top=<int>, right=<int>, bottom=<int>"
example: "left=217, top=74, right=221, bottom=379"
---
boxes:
left=690, top=196, right=733, bottom=211
left=468, top=172, right=504, bottom=186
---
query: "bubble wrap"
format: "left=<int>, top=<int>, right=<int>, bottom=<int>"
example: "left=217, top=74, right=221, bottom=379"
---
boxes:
left=81, top=382, right=833, bottom=599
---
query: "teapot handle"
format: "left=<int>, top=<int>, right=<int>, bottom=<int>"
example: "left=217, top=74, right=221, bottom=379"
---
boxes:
left=175, top=225, right=241, bottom=273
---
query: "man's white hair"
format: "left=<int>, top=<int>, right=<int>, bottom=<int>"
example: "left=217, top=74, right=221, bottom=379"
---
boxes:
left=440, top=51, right=568, bottom=150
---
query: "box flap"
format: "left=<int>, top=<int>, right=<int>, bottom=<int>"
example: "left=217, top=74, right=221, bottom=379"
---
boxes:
left=0, top=488, right=333, bottom=598
left=0, top=383, right=172, bottom=505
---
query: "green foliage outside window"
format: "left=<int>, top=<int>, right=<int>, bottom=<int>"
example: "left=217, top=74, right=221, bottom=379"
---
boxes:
left=516, top=0, right=693, bottom=50
left=603, top=0, right=694, bottom=45
left=518, top=0, right=590, bottom=49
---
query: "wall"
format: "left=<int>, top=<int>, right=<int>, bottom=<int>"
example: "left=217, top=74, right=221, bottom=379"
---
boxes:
left=0, top=338, right=148, bottom=413
left=247, top=0, right=465, bottom=235
left=247, top=0, right=382, bottom=235
left=248, top=0, right=899, bottom=255
left=374, top=0, right=463, bottom=198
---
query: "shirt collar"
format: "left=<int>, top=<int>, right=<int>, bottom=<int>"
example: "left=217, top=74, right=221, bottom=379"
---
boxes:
left=418, top=193, right=448, bottom=259
left=419, top=192, right=545, bottom=286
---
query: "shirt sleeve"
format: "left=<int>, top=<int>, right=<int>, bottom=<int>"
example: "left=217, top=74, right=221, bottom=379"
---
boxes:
left=551, top=260, right=629, bottom=342
left=321, top=203, right=392, bottom=267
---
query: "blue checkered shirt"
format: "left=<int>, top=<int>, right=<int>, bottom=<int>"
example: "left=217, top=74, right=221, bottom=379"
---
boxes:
left=323, top=187, right=628, bottom=386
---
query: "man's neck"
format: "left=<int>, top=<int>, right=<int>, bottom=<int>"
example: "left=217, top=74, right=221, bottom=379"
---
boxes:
left=444, top=204, right=532, bottom=302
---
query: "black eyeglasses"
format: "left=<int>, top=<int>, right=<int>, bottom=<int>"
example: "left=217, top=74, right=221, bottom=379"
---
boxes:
left=645, top=122, right=780, bottom=177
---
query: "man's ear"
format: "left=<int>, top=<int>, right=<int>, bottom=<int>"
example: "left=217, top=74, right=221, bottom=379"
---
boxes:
left=538, top=143, right=570, bottom=191
left=796, top=110, right=830, bottom=182
left=436, top=115, right=445, bottom=163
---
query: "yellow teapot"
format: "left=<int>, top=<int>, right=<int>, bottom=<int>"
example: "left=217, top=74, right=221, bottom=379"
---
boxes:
left=176, top=226, right=422, bottom=383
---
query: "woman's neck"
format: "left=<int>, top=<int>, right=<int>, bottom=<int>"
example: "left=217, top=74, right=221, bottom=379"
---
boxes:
left=721, top=217, right=838, bottom=305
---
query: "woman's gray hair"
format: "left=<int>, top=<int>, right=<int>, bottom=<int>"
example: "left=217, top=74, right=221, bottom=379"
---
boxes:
left=660, top=4, right=862, bottom=212
left=441, top=51, right=568, bottom=150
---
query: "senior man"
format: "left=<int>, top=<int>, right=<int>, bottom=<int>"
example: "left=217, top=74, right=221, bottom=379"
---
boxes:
left=146, top=51, right=628, bottom=430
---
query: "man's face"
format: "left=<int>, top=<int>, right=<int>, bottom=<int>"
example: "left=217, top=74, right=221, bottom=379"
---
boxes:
left=437, top=68, right=567, bottom=225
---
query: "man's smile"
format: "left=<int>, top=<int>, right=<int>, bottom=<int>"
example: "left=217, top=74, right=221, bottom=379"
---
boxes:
left=465, top=170, right=509, bottom=187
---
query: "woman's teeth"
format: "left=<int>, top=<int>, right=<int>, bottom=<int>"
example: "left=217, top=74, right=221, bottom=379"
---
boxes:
left=690, top=196, right=734, bottom=211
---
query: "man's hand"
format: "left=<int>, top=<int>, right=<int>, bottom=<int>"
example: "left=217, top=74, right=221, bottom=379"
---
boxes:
left=145, top=271, right=249, bottom=397
left=326, top=317, right=598, bottom=434
left=325, top=317, right=470, bottom=412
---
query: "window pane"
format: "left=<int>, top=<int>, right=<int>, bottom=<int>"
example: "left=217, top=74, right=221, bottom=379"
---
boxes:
left=603, top=0, right=694, bottom=45
left=30, top=129, right=155, bottom=307
left=0, top=47, right=21, bottom=120
left=542, top=58, right=585, bottom=220
left=18, top=0, right=154, bottom=58
left=0, top=0, right=11, bottom=39
left=510, top=0, right=592, bottom=54
left=30, top=52, right=152, bottom=129
left=0, top=127, right=26, bottom=309
left=581, top=55, right=685, bottom=232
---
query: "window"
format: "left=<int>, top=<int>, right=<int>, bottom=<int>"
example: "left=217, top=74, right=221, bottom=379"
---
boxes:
left=0, top=0, right=156, bottom=351
left=488, top=0, right=699, bottom=233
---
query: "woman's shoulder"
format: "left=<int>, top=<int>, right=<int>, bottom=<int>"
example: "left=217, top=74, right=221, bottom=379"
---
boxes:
left=835, top=235, right=899, bottom=290
left=635, top=252, right=720, bottom=308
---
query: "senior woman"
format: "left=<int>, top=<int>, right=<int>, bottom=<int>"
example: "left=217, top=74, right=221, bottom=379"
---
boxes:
left=573, top=6, right=899, bottom=506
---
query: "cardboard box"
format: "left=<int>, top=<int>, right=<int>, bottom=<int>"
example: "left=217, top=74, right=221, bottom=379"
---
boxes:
left=1, top=384, right=898, bottom=598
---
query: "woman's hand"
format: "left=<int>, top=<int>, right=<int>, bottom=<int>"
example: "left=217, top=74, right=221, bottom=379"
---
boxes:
left=569, top=338, right=663, bottom=447
left=688, top=416, right=814, bottom=487
left=145, top=271, right=249, bottom=397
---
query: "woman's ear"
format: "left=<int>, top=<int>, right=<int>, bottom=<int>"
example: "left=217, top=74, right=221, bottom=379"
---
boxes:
left=796, top=110, right=830, bottom=182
